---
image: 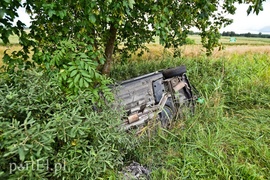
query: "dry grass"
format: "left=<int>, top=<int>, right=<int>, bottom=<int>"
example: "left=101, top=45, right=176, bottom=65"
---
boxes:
left=1, top=42, right=270, bottom=67
left=133, top=44, right=270, bottom=60
left=182, top=45, right=270, bottom=58
left=0, top=45, right=22, bottom=67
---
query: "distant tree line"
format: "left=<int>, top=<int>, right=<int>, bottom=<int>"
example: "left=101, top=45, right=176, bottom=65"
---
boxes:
left=189, top=31, right=270, bottom=38
left=221, top=31, right=270, bottom=38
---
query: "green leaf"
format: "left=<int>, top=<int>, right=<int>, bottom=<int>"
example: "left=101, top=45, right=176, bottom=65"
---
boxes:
left=70, top=126, right=76, bottom=138
left=58, top=11, right=66, bottom=19
left=84, top=80, right=89, bottom=88
left=62, top=72, right=67, bottom=81
left=80, top=60, right=85, bottom=69
left=84, top=77, right=92, bottom=83
left=79, top=78, right=84, bottom=87
left=81, top=70, right=91, bottom=78
left=247, top=6, right=252, bottom=15
left=99, top=57, right=105, bottom=65
left=67, top=78, right=73, bottom=83
left=68, top=81, right=74, bottom=88
left=74, top=73, right=80, bottom=84
left=93, top=89, right=98, bottom=97
left=48, top=10, right=55, bottom=17
left=18, top=147, right=25, bottom=161
left=0, top=9, right=5, bottom=19
left=3, top=54, right=11, bottom=64
left=68, top=66, right=77, bottom=72
left=70, top=70, right=78, bottom=77
left=128, top=0, right=135, bottom=9
left=80, top=53, right=89, bottom=59
left=89, top=14, right=96, bottom=24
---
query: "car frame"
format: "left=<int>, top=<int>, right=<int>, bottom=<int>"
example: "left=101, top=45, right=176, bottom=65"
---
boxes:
left=113, top=65, right=196, bottom=130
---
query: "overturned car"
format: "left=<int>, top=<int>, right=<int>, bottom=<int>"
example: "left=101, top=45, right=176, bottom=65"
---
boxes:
left=113, top=65, right=196, bottom=130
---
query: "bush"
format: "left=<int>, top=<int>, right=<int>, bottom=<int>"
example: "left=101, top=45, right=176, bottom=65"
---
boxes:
left=185, top=38, right=195, bottom=45
left=0, top=70, right=136, bottom=179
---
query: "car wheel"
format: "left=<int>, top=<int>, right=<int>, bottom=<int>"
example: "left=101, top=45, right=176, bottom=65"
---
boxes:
left=162, top=65, right=186, bottom=79
left=159, top=105, right=174, bottom=127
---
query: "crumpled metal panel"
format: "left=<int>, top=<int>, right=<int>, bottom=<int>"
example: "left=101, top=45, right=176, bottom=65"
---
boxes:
left=113, top=72, right=163, bottom=113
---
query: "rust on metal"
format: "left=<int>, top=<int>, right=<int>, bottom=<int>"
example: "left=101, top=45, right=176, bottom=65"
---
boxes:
left=173, top=81, right=186, bottom=92
left=128, top=113, right=139, bottom=123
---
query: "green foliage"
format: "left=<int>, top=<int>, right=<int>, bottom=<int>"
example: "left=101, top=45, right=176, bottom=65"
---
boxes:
left=0, top=70, right=136, bottom=179
left=0, top=50, right=269, bottom=179
left=1, top=0, right=267, bottom=74
left=185, top=38, right=195, bottom=45
left=40, top=40, right=113, bottom=104
left=0, top=0, right=24, bottom=44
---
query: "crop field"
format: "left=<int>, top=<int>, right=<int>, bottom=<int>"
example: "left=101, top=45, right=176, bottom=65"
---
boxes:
left=1, top=34, right=270, bottom=66
left=1, top=35, right=270, bottom=179
left=189, top=34, right=270, bottom=45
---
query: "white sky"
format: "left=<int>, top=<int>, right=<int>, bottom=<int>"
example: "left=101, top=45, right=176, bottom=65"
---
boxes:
left=16, top=7, right=31, bottom=27
left=16, top=1, right=270, bottom=34
left=221, top=1, right=270, bottom=34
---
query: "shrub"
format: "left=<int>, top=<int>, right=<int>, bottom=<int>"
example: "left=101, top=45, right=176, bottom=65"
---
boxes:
left=0, top=70, right=136, bottom=179
left=185, top=38, right=195, bottom=45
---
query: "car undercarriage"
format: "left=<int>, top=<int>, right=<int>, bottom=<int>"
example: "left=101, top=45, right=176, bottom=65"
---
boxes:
left=113, top=65, right=197, bottom=130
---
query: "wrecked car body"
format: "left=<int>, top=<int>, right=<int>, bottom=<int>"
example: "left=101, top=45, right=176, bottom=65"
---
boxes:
left=113, top=65, right=196, bottom=130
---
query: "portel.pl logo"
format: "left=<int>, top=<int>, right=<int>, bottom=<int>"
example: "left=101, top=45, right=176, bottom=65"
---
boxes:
left=9, top=159, right=66, bottom=174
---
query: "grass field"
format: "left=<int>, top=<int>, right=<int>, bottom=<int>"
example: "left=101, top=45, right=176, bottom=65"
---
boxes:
left=189, top=35, right=270, bottom=45
left=110, top=37, right=270, bottom=178
left=111, top=53, right=270, bottom=179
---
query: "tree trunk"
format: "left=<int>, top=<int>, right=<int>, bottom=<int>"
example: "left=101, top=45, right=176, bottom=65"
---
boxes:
left=102, top=24, right=117, bottom=75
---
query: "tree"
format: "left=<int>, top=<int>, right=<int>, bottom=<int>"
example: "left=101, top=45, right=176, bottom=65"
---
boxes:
left=0, top=0, right=266, bottom=79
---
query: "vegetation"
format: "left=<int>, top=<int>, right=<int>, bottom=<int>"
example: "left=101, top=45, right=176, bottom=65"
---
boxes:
left=222, top=31, right=270, bottom=38
left=0, top=70, right=138, bottom=179
left=111, top=53, right=270, bottom=179
left=0, top=0, right=267, bottom=75
left=1, top=45, right=269, bottom=179
left=1, top=0, right=269, bottom=179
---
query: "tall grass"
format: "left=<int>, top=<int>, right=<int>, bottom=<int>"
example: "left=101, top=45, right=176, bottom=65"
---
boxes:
left=1, top=34, right=270, bottom=178
left=112, top=53, right=270, bottom=179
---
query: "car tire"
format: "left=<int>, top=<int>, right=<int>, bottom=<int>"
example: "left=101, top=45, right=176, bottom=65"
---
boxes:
left=162, top=65, right=186, bottom=79
left=159, top=105, right=174, bottom=127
